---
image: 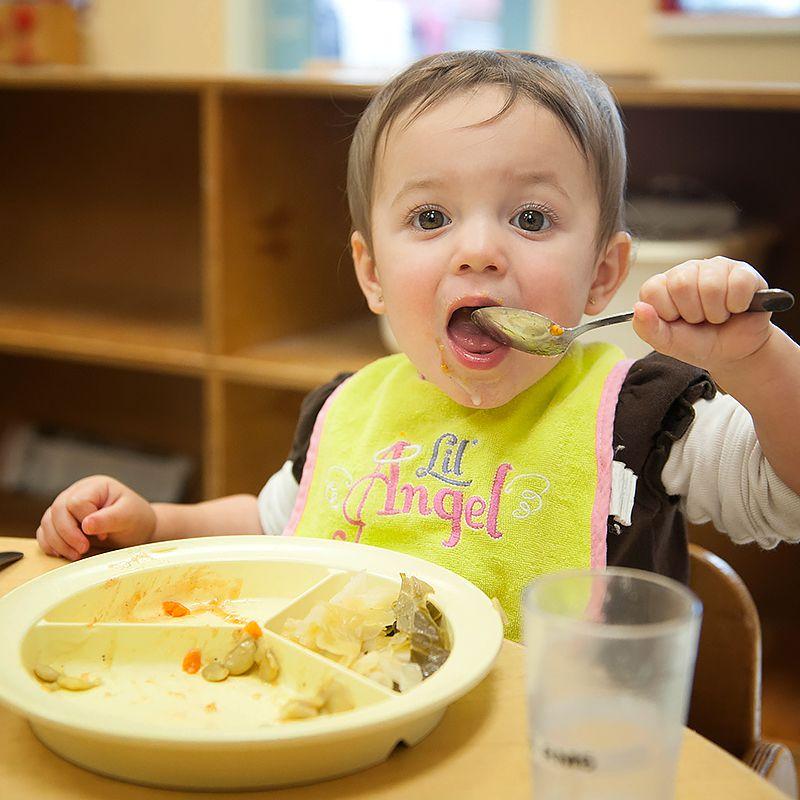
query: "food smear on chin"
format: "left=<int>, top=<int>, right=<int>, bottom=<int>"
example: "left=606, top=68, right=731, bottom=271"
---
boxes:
left=435, top=337, right=483, bottom=406
left=436, top=339, right=452, bottom=375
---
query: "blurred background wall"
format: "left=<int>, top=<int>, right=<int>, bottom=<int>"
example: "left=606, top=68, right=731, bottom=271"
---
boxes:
left=69, top=0, right=800, bottom=82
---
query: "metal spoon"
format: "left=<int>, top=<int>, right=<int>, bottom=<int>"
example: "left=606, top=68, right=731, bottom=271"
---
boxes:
left=471, top=288, right=795, bottom=357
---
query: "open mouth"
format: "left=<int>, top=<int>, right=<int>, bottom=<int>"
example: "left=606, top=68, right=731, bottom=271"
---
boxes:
left=447, top=306, right=500, bottom=354
left=445, top=301, right=508, bottom=369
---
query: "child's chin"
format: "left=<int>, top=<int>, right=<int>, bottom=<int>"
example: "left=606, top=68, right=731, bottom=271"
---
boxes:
left=422, top=371, right=517, bottom=410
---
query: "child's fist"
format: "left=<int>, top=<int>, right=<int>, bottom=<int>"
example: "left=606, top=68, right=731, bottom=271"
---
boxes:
left=36, top=475, right=156, bottom=560
left=632, top=257, right=772, bottom=374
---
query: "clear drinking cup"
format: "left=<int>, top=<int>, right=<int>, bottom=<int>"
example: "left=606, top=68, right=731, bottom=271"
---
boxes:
left=523, top=567, right=702, bottom=800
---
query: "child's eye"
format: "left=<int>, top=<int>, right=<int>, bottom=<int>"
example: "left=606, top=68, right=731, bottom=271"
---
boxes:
left=510, top=207, right=553, bottom=233
left=412, top=207, right=452, bottom=231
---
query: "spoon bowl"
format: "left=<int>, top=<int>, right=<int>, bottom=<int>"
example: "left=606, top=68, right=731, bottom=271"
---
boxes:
left=471, top=288, right=795, bottom=357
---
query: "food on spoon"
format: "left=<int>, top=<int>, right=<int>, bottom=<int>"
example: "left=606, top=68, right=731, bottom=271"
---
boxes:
left=163, top=600, right=190, bottom=617
left=282, top=572, right=450, bottom=691
left=548, top=323, right=564, bottom=337
left=244, top=620, right=263, bottom=639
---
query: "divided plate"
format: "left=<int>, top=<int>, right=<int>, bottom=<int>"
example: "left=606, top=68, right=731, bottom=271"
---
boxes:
left=0, top=536, right=503, bottom=790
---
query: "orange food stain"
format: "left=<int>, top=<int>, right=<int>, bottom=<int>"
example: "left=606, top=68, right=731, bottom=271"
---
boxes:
left=436, top=340, right=452, bottom=375
left=163, top=600, right=190, bottom=617
left=205, top=702, right=218, bottom=713
left=182, top=648, right=202, bottom=674
left=244, top=621, right=263, bottom=639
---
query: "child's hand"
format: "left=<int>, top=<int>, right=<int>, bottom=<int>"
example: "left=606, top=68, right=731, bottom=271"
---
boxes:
left=36, top=475, right=156, bottom=560
left=632, top=257, right=772, bottom=375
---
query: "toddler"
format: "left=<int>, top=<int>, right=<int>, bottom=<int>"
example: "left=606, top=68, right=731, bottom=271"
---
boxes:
left=37, top=51, right=800, bottom=639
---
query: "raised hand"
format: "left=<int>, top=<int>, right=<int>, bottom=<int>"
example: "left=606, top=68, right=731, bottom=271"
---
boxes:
left=632, top=257, right=771, bottom=375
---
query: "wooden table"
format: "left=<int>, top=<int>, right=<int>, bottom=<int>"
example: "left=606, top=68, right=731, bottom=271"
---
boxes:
left=0, top=536, right=787, bottom=800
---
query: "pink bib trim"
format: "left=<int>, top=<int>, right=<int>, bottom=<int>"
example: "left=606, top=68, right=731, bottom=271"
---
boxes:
left=590, top=358, right=635, bottom=567
left=283, top=379, right=351, bottom=536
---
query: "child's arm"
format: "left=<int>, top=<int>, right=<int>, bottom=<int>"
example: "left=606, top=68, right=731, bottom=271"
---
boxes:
left=633, top=257, right=800, bottom=495
left=152, top=495, right=261, bottom=542
left=37, top=475, right=261, bottom=561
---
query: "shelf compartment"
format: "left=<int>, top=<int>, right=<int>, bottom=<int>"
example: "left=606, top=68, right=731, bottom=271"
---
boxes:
left=219, top=381, right=310, bottom=501
left=0, top=489, right=47, bottom=539
left=215, top=91, right=368, bottom=354
left=0, top=88, right=203, bottom=329
left=0, top=354, right=205, bottom=534
left=217, top=316, right=387, bottom=390
left=0, top=303, right=207, bottom=374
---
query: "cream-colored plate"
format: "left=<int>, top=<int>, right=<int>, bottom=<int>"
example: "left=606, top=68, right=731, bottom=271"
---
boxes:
left=0, top=536, right=503, bottom=790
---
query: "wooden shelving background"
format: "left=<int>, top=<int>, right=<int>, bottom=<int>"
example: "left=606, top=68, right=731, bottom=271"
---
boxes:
left=1, top=67, right=798, bottom=764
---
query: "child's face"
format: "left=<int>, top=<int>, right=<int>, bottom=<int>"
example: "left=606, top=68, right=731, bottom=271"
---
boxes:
left=353, top=87, right=629, bottom=408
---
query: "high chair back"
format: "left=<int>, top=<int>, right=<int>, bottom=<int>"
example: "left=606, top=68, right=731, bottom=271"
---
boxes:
left=687, top=543, right=797, bottom=798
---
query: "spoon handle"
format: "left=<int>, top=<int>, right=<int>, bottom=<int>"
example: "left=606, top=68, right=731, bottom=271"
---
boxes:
left=748, top=288, right=794, bottom=312
left=579, top=288, right=794, bottom=336
left=578, top=311, right=634, bottom=335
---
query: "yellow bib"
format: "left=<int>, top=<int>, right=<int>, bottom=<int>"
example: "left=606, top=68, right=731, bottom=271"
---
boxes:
left=287, top=344, right=631, bottom=639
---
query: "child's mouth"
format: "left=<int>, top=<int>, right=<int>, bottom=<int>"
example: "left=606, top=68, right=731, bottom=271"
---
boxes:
left=446, top=304, right=508, bottom=369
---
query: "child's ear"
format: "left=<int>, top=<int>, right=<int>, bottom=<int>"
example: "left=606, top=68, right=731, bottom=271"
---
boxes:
left=586, top=231, right=632, bottom=315
left=351, top=230, right=385, bottom=314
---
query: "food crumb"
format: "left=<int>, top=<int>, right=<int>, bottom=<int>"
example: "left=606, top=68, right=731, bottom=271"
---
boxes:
left=163, top=600, right=190, bottom=617
left=549, top=323, right=564, bottom=337
left=205, top=702, right=218, bottom=713
left=182, top=648, right=202, bottom=674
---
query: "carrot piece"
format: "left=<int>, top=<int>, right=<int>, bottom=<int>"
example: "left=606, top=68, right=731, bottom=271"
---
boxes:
left=163, top=600, right=190, bottom=617
left=182, top=648, right=202, bottom=674
left=549, top=323, right=564, bottom=337
left=244, top=621, right=263, bottom=639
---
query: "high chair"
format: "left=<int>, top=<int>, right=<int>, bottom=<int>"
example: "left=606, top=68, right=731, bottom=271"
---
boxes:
left=687, top=543, right=798, bottom=798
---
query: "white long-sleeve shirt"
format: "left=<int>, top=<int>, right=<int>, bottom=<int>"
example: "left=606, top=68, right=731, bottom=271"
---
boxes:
left=258, top=392, right=800, bottom=547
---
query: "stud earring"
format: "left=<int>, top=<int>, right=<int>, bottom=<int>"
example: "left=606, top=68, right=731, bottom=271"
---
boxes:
left=588, top=296, right=596, bottom=306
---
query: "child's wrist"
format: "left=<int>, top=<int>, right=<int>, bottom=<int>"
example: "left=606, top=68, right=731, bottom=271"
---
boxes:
left=710, top=324, right=787, bottom=396
left=151, top=502, right=181, bottom=543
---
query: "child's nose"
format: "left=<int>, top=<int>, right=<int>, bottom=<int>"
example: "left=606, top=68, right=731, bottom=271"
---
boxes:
left=452, top=227, right=507, bottom=275
left=456, top=260, right=501, bottom=274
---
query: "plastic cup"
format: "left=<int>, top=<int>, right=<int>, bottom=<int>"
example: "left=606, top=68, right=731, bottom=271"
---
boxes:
left=523, top=567, right=702, bottom=800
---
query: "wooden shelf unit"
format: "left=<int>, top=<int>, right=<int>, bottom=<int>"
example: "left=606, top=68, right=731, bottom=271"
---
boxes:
left=0, top=67, right=798, bottom=495
left=0, top=66, right=799, bottom=769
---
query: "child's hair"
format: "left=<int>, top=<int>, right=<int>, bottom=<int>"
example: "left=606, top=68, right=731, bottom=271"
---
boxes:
left=347, top=50, right=627, bottom=255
